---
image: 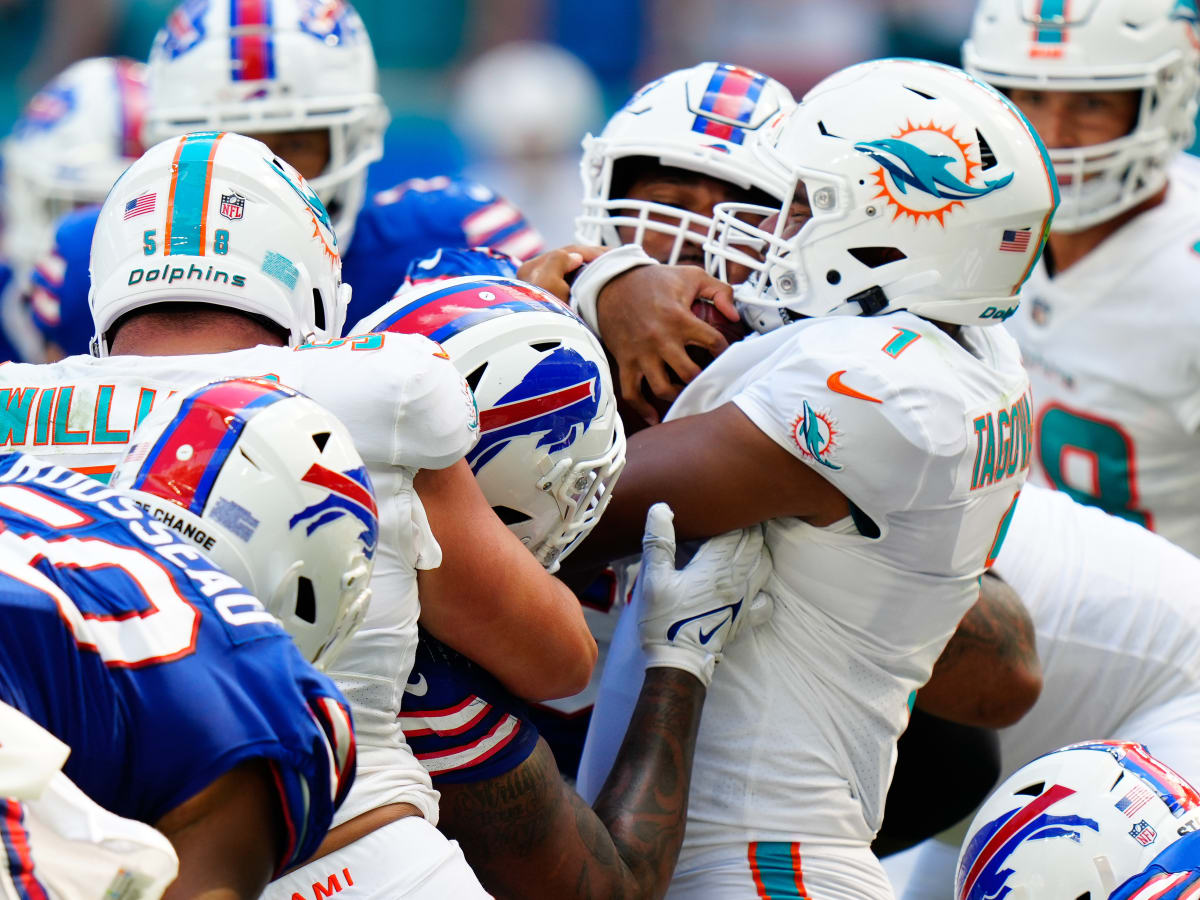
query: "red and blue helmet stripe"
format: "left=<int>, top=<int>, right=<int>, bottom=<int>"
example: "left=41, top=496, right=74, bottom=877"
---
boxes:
left=1066, top=742, right=1200, bottom=818
left=132, top=378, right=294, bottom=515
left=114, top=59, right=146, bottom=160
left=374, top=278, right=578, bottom=344
left=230, top=0, right=276, bottom=81
left=691, top=63, right=769, bottom=145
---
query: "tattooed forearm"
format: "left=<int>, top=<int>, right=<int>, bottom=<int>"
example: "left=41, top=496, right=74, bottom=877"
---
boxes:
left=437, top=668, right=706, bottom=900
left=916, top=572, right=1042, bottom=726
left=592, top=667, right=706, bottom=898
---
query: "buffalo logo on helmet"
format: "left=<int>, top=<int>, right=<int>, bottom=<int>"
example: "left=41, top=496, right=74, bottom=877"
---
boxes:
left=467, top=348, right=600, bottom=474
left=855, top=121, right=1013, bottom=227
left=14, top=85, right=76, bottom=136
left=288, top=463, right=379, bottom=557
left=957, top=784, right=1101, bottom=900
left=299, top=0, right=356, bottom=41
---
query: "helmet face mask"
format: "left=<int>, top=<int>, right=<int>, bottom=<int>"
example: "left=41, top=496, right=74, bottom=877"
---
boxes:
left=110, top=378, right=376, bottom=670
left=89, top=131, right=349, bottom=355
left=575, top=62, right=796, bottom=264
left=146, top=0, right=389, bottom=245
left=956, top=741, right=1200, bottom=900
left=963, top=0, right=1200, bottom=232
left=361, top=276, right=626, bottom=573
left=703, top=58, right=1060, bottom=332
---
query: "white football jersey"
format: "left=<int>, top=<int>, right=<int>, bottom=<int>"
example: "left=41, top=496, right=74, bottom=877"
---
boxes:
left=1007, top=156, right=1200, bottom=555
left=666, top=312, right=1030, bottom=847
left=0, top=333, right=479, bottom=826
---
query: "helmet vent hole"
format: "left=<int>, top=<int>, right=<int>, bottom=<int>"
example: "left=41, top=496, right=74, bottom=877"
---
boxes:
left=492, top=505, right=533, bottom=525
left=312, top=432, right=330, bottom=452
left=1111, top=772, right=1125, bottom=790
left=826, top=270, right=841, bottom=285
left=817, top=121, right=842, bottom=139
left=465, top=364, right=488, bottom=392
left=296, top=576, right=317, bottom=624
left=531, top=341, right=561, bottom=352
left=239, top=447, right=260, bottom=468
left=975, top=130, right=998, bottom=170
left=313, top=290, right=326, bottom=331
left=848, top=247, right=907, bottom=269
left=1014, top=781, right=1045, bottom=797
left=1076, top=894, right=1091, bottom=900
left=903, top=86, right=936, bottom=101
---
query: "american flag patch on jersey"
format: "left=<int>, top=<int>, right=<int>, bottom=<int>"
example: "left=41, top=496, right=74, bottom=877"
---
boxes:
left=999, top=228, right=1032, bottom=252
left=124, top=193, right=156, bottom=220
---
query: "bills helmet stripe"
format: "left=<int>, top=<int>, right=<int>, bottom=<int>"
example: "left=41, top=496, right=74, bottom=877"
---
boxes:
left=1068, top=742, right=1200, bottom=817
left=375, top=279, right=574, bottom=343
left=960, top=783, right=1076, bottom=898
left=299, top=462, right=378, bottom=519
left=132, top=379, right=292, bottom=514
left=690, top=63, right=769, bottom=145
left=231, top=0, right=275, bottom=81
left=114, top=59, right=146, bottom=160
left=0, top=800, right=47, bottom=900
left=164, top=131, right=226, bottom=257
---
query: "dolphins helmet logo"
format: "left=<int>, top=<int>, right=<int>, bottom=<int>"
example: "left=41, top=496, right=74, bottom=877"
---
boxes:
left=957, top=784, right=1101, bottom=900
left=468, top=348, right=600, bottom=474
left=792, top=400, right=841, bottom=471
left=855, top=121, right=1014, bottom=227
left=288, top=463, right=379, bottom=558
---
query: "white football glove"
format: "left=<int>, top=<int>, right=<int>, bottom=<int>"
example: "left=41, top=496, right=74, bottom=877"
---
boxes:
left=637, top=503, right=772, bottom=687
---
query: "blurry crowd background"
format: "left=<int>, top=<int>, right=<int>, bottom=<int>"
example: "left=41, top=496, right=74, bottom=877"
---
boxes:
left=0, top=0, right=979, bottom=245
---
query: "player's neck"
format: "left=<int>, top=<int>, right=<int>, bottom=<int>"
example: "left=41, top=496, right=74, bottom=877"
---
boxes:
left=1044, top=184, right=1168, bottom=276
left=108, top=312, right=288, bottom=357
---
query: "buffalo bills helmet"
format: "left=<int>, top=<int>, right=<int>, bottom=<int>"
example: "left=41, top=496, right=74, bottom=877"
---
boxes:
left=964, top=0, right=1200, bottom=232
left=110, top=377, right=375, bottom=669
left=400, top=246, right=520, bottom=290
left=956, top=741, right=1200, bottom=900
left=354, top=276, right=625, bottom=572
left=89, top=131, right=349, bottom=356
left=575, top=62, right=796, bottom=264
left=145, top=0, right=388, bottom=245
left=3, top=57, right=147, bottom=272
left=704, top=58, right=1059, bottom=332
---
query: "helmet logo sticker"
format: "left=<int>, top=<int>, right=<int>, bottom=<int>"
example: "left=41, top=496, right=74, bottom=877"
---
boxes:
left=124, top=193, right=157, bottom=221
left=299, top=0, right=355, bottom=42
left=1129, top=820, right=1158, bottom=847
left=220, top=191, right=246, bottom=221
left=14, top=85, right=75, bottom=135
left=291, top=463, right=379, bottom=558
left=791, top=401, right=841, bottom=471
left=957, top=783, right=1100, bottom=900
left=161, top=0, right=210, bottom=60
left=854, top=121, right=1013, bottom=226
left=467, top=348, right=600, bottom=474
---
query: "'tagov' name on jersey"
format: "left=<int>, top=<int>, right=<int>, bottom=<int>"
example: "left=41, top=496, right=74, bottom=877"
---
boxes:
left=971, top=389, right=1034, bottom=491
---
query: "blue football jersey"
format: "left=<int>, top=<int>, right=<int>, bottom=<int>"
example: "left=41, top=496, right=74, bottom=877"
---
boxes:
left=34, top=175, right=542, bottom=357
left=0, top=452, right=355, bottom=874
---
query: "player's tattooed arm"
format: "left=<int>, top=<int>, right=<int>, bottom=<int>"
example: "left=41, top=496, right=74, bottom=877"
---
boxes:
left=916, top=571, right=1042, bottom=727
left=437, top=668, right=704, bottom=900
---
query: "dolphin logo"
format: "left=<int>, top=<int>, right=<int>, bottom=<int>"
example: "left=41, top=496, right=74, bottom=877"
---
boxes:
left=795, top=401, right=841, bottom=471
left=854, top=138, right=1014, bottom=201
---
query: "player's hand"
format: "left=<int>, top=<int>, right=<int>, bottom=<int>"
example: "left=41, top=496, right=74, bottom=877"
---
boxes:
left=518, top=244, right=608, bottom=303
left=637, top=503, right=772, bottom=687
left=596, top=265, right=738, bottom=424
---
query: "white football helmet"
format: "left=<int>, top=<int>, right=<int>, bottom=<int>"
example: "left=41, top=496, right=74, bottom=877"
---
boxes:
left=356, top=276, right=626, bottom=572
left=964, top=0, right=1200, bottom=232
left=575, top=62, right=796, bottom=264
left=110, top=377, right=375, bottom=669
left=704, top=58, right=1060, bottom=332
left=145, top=0, right=389, bottom=245
left=89, top=131, right=350, bottom=355
left=957, top=741, right=1200, bottom=900
left=3, top=57, right=147, bottom=271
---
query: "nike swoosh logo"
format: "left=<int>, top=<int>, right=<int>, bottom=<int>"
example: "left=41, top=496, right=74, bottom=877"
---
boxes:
left=668, top=600, right=743, bottom=645
left=698, top=616, right=733, bottom=644
left=404, top=673, right=429, bottom=697
left=827, top=370, right=882, bottom=403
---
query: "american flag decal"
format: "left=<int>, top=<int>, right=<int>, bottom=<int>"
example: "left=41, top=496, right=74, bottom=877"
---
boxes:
left=124, top=193, right=156, bottom=220
left=1000, top=228, right=1032, bottom=252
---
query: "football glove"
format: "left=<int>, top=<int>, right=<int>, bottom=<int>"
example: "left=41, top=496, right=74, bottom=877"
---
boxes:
left=637, top=502, right=772, bottom=687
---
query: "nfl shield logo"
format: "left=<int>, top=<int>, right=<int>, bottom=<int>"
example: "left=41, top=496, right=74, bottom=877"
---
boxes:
left=1130, top=820, right=1157, bottom=847
left=220, top=192, right=245, bottom=221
